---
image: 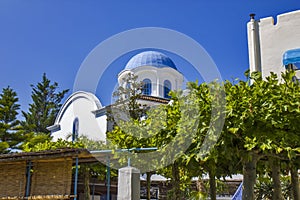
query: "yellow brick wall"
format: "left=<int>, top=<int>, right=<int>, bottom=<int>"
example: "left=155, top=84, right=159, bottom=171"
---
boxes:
left=30, top=159, right=73, bottom=196
left=0, top=162, right=26, bottom=197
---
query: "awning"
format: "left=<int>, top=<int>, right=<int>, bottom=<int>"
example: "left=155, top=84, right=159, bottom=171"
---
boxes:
left=283, top=48, right=300, bottom=65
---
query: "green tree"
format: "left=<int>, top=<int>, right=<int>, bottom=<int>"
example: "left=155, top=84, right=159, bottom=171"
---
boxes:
left=109, top=70, right=300, bottom=199
left=182, top=81, right=237, bottom=200
left=225, top=70, right=300, bottom=200
left=264, top=71, right=300, bottom=200
left=110, top=78, right=226, bottom=199
left=111, top=73, right=146, bottom=121
left=108, top=73, right=199, bottom=199
left=21, top=73, right=69, bottom=148
left=107, top=73, right=158, bottom=200
left=0, top=86, right=22, bottom=153
left=224, top=72, right=270, bottom=200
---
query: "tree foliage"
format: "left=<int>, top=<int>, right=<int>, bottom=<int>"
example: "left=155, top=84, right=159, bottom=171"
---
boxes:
left=21, top=73, right=69, bottom=147
left=111, top=73, right=147, bottom=122
left=1, top=68, right=300, bottom=199
left=224, top=70, right=300, bottom=199
left=22, top=138, right=85, bottom=152
left=0, top=86, right=22, bottom=153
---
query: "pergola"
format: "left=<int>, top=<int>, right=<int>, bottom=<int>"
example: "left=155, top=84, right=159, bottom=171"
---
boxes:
left=0, top=148, right=113, bottom=200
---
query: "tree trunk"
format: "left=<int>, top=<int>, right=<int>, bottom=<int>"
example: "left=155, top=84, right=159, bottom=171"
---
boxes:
left=82, top=164, right=90, bottom=200
left=290, top=163, right=300, bottom=200
left=172, top=161, right=181, bottom=200
left=208, top=169, right=217, bottom=200
left=242, top=153, right=258, bottom=200
left=196, top=175, right=207, bottom=198
left=146, top=172, right=152, bottom=200
left=271, top=157, right=283, bottom=200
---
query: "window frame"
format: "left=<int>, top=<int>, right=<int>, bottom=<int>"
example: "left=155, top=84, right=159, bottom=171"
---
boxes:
left=142, top=78, right=152, bottom=96
left=163, top=80, right=171, bottom=98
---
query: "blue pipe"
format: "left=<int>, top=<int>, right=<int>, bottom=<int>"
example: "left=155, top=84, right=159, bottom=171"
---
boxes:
left=25, top=161, right=32, bottom=197
left=90, top=147, right=157, bottom=154
left=92, top=183, right=95, bottom=200
left=107, top=156, right=111, bottom=200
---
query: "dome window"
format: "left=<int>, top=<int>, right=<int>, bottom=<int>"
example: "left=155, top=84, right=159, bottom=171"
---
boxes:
left=164, top=80, right=171, bottom=98
left=142, top=79, right=152, bottom=95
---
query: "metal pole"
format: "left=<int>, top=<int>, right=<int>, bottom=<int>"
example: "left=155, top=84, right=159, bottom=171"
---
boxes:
left=92, top=183, right=95, bottom=200
left=25, top=161, right=32, bottom=197
left=128, top=157, right=131, bottom=167
left=74, top=157, right=79, bottom=200
left=128, top=149, right=131, bottom=167
left=107, top=156, right=110, bottom=200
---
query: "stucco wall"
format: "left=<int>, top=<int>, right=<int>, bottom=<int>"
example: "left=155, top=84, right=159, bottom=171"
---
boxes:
left=248, top=10, right=300, bottom=78
left=50, top=91, right=107, bottom=142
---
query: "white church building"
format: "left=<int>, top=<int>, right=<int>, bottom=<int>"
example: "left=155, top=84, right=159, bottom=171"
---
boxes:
left=48, top=9, right=300, bottom=143
left=47, top=51, right=184, bottom=142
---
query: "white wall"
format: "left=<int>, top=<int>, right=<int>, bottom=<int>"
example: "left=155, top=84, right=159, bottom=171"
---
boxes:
left=248, top=10, right=300, bottom=78
left=49, top=91, right=106, bottom=142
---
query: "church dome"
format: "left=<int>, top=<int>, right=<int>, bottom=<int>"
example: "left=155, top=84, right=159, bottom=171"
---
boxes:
left=125, top=51, right=177, bottom=70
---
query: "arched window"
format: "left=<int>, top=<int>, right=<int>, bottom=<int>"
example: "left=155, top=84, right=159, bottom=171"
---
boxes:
left=164, top=80, right=171, bottom=98
left=142, top=79, right=152, bottom=95
left=72, top=117, right=79, bottom=142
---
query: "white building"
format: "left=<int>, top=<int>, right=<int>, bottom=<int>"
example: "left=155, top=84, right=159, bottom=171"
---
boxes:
left=48, top=51, right=183, bottom=142
left=247, top=10, right=300, bottom=78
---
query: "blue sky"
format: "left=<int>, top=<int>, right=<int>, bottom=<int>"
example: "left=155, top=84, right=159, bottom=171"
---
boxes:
left=0, top=0, right=299, bottom=113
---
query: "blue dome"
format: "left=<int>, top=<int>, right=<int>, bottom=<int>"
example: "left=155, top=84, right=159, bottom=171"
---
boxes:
left=125, top=51, right=177, bottom=70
